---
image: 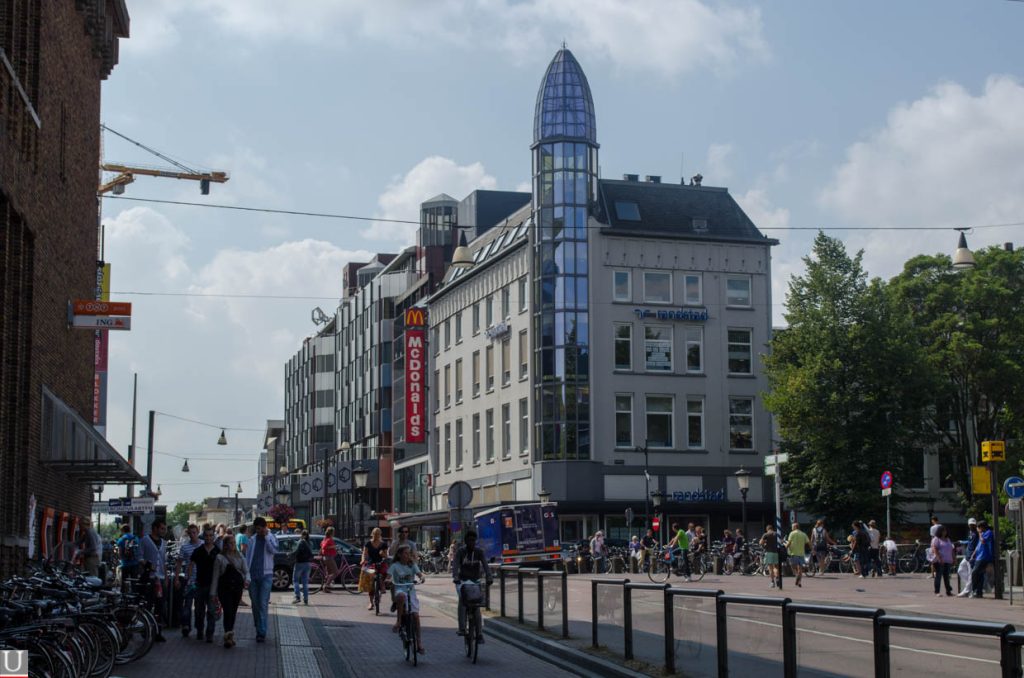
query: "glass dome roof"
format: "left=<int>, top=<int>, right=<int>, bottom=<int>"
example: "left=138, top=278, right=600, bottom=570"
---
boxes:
left=533, top=48, right=596, bottom=146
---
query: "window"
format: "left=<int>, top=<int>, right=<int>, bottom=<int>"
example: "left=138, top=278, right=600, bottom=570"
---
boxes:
left=646, top=395, right=674, bottom=448
left=728, top=329, right=752, bottom=374
left=486, top=409, right=495, bottom=462
left=727, top=276, right=752, bottom=307
left=501, top=287, right=510, bottom=318
left=472, top=414, right=481, bottom=465
left=614, top=323, right=632, bottom=371
left=684, top=327, right=703, bottom=373
left=444, top=319, right=451, bottom=349
left=485, top=345, right=495, bottom=390
left=518, top=277, right=528, bottom=312
left=502, top=404, right=512, bottom=459
left=643, top=271, right=672, bottom=303
left=615, top=201, right=641, bottom=221
left=455, top=419, right=464, bottom=468
left=687, top=398, right=704, bottom=448
left=314, top=390, right=334, bottom=407
left=455, top=312, right=462, bottom=342
left=519, top=398, right=529, bottom=455
left=939, top=452, right=956, bottom=489
left=486, top=295, right=494, bottom=325
left=615, top=394, right=633, bottom=448
left=683, top=274, right=702, bottom=305
left=729, top=397, right=754, bottom=450
left=905, top=450, right=926, bottom=489
left=644, top=325, right=672, bottom=372
left=501, top=337, right=511, bottom=386
left=432, top=327, right=440, bottom=356
left=433, top=370, right=440, bottom=412
left=444, top=364, right=451, bottom=407
left=444, top=423, right=452, bottom=471
left=518, top=330, right=529, bottom=379
left=455, top=359, right=464, bottom=402
left=433, top=426, right=440, bottom=468
left=473, top=303, right=480, bottom=334
left=692, top=218, right=708, bottom=233
left=472, top=351, right=480, bottom=397
left=613, top=271, right=631, bottom=302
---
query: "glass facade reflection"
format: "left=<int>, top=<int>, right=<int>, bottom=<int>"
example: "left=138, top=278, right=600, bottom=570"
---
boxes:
left=532, top=48, right=597, bottom=461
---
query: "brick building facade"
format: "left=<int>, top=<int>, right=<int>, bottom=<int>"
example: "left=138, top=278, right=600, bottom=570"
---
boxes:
left=0, top=0, right=130, bottom=575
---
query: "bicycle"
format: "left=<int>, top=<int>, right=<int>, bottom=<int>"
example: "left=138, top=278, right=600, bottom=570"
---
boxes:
left=461, top=580, right=489, bottom=664
left=899, top=540, right=929, bottom=574
left=369, top=561, right=388, bottom=615
left=648, top=547, right=703, bottom=583
left=308, top=556, right=359, bottom=594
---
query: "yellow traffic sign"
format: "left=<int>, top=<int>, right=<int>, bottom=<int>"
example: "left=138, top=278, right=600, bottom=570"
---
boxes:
left=972, top=465, right=992, bottom=495
left=982, top=440, right=1006, bottom=463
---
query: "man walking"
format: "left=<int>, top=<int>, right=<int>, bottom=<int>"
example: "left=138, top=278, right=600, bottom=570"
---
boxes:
left=970, top=520, right=994, bottom=599
left=590, top=531, right=607, bottom=574
left=851, top=521, right=870, bottom=578
left=140, top=519, right=168, bottom=642
left=78, top=518, right=102, bottom=577
left=785, top=522, right=809, bottom=587
left=866, top=520, right=883, bottom=577
left=188, top=526, right=221, bottom=642
left=116, top=523, right=141, bottom=591
left=175, top=524, right=201, bottom=637
left=244, top=517, right=278, bottom=643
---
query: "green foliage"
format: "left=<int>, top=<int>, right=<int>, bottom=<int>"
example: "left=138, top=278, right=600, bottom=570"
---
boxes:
left=167, top=501, right=202, bottom=529
left=98, top=521, right=120, bottom=542
left=765, top=233, right=934, bottom=527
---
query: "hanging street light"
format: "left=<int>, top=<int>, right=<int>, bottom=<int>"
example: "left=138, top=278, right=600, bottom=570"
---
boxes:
left=217, top=429, right=228, bottom=445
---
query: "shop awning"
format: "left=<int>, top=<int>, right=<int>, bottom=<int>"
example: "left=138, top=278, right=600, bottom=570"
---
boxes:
left=39, top=386, right=144, bottom=484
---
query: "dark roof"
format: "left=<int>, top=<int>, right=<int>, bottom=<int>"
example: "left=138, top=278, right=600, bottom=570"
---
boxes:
left=595, top=179, right=777, bottom=245
left=533, top=48, right=597, bottom=146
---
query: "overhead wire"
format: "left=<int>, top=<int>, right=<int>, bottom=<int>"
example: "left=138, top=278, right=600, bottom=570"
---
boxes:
left=155, top=411, right=265, bottom=431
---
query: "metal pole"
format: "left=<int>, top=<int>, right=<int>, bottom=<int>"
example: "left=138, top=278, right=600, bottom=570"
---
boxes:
left=740, top=489, right=748, bottom=545
left=886, top=493, right=891, bottom=540
left=145, top=409, right=155, bottom=491
left=128, top=373, right=137, bottom=499
left=991, top=460, right=1004, bottom=599
left=775, top=463, right=784, bottom=590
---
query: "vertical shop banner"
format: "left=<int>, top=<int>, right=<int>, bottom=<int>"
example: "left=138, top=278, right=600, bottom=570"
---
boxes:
left=93, top=262, right=110, bottom=435
left=404, top=308, right=427, bottom=443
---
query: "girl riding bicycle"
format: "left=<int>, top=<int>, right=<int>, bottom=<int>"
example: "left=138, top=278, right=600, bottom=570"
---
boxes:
left=388, top=544, right=426, bottom=655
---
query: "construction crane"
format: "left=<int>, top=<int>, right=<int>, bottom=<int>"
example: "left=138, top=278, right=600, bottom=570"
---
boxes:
left=98, top=124, right=229, bottom=195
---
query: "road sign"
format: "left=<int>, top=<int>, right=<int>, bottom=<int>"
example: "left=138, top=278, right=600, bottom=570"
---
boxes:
left=880, top=471, right=893, bottom=489
left=881, top=488, right=892, bottom=497
left=625, top=508, right=634, bottom=525
left=652, top=516, right=661, bottom=531
left=972, top=466, right=992, bottom=495
left=765, top=453, right=789, bottom=466
left=982, top=440, right=1006, bottom=463
left=104, top=497, right=154, bottom=514
left=1005, top=476, right=1024, bottom=499
left=71, top=316, right=131, bottom=330
left=1009, top=498, right=1021, bottom=512
left=764, top=464, right=777, bottom=477
left=448, top=481, right=473, bottom=509
left=72, top=300, right=132, bottom=316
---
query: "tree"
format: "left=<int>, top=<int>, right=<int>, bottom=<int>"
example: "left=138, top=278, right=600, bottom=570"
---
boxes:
left=167, top=501, right=202, bottom=529
left=888, top=245, right=1024, bottom=514
left=764, top=233, right=933, bottom=528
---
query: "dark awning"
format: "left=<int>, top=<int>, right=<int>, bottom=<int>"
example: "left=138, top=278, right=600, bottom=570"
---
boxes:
left=39, top=385, right=144, bottom=484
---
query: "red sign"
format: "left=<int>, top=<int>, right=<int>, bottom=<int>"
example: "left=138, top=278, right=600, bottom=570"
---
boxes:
left=652, top=516, right=661, bottom=532
left=73, top=300, right=132, bottom=316
left=404, top=308, right=427, bottom=443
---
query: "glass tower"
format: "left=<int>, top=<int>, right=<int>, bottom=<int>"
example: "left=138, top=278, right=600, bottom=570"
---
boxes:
left=531, top=48, right=598, bottom=461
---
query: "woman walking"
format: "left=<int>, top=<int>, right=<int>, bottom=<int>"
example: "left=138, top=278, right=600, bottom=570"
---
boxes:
left=293, top=531, right=314, bottom=605
left=210, top=534, right=249, bottom=648
left=931, top=525, right=955, bottom=596
left=362, top=528, right=387, bottom=611
left=321, top=527, right=339, bottom=592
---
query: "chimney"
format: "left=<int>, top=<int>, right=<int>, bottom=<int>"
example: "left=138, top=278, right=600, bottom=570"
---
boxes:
left=623, top=173, right=639, bottom=182
left=644, top=175, right=661, bottom=184
left=691, top=173, right=703, bottom=187
left=1005, top=242, right=1014, bottom=252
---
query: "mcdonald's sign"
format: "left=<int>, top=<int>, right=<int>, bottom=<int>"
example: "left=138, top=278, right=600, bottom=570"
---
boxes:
left=404, top=306, right=427, bottom=443
left=405, top=308, right=427, bottom=328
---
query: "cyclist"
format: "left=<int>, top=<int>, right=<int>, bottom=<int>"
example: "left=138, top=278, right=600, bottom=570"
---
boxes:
left=389, top=544, right=426, bottom=655
left=452, top=531, right=492, bottom=642
left=666, top=523, right=692, bottom=582
left=361, top=527, right=387, bottom=611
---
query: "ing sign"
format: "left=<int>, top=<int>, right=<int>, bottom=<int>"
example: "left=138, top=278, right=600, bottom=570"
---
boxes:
left=404, top=308, right=427, bottom=443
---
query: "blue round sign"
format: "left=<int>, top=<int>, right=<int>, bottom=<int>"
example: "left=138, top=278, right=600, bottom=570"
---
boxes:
left=1004, top=475, right=1024, bottom=500
left=880, top=471, right=893, bottom=490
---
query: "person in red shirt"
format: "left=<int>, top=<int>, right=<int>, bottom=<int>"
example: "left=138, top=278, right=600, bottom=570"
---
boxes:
left=321, top=526, right=339, bottom=592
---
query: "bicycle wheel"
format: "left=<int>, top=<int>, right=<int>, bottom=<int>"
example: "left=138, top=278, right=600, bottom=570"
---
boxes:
left=898, top=555, right=917, bottom=574
left=468, top=608, right=480, bottom=664
left=113, top=607, right=155, bottom=664
left=648, top=552, right=671, bottom=583
left=408, top=615, right=418, bottom=666
left=690, top=555, right=707, bottom=582
left=309, top=565, right=325, bottom=594
left=338, top=564, right=360, bottom=593
left=374, top=579, right=382, bottom=615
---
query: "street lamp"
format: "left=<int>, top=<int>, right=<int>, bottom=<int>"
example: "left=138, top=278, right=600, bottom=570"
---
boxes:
left=636, top=442, right=651, bottom=534
left=735, top=467, right=751, bottom=542
left=952, top=231, right=1004, bottom=599
left=538, top=488, right=551, bottom=504
left=353, top=464, right=370, bottom=542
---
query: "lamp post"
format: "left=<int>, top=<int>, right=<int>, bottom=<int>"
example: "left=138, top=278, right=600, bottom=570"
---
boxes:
left=353, top=464, right=370, bottom=543
left=952, top=231, right=1003, bottom=599
left=336, top=442, right=352, bottom=530
left=735, top=467, right=750, bottom=543
left=636, top=441, right=651, bottom=533
left=538, top=488, right=551, bottom=504
left=651, top=490, right=665, bottom=545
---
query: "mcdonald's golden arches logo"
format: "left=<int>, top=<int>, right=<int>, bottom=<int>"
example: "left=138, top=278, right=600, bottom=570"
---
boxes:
left=405, top=308, right=427, bottom=328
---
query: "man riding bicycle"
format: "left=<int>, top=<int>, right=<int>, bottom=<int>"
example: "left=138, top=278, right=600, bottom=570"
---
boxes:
left=452, top=530, right=492, bottom=641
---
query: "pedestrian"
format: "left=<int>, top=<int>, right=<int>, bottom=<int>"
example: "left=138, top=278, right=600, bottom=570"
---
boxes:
left=969, top=520, right=994, bottom=599
left=140, top=518, right=168, bottom=642
left=361, top=528, right=387, bottom=610
left=882, top=534, right=899, bottom=576
left=929, top=515, right=942, bottom=538
left=211, top=531, right=249, bottom=649
left=722, top=530, right=736, bottom=572
left=810, top=520, right=834, bottom=575
left=785, top=522, right=809, bottom=587
left=235, top=524, right=250, bottom=556
left=320, top=526, right=339, bottom=592
left=958, top=517, right=978, bottom=597
left=244, top=516, right=278, bottom=643
left=590, top=531, right=607, bottom=574
left=77, top=518, right=102, bottom=577
left=292, top=530, right=313, bottom=605
left=686, top=523, right=697, bottom=545
left=760, top=524, right=781, bottom=588
left=116, top=523, right=141, bottom=591
left=388, top=526, right=419, bottom=559
left=866, top=520, right=884, bottom=577
left=667, top=523, right=692, bottom=581
left=175, top=524, right=201, bottom=637
left=930, top=525, right=954, bottom=596
left=188, top=525, right=221, bottom=642
left=215, top=523, right=228, bottom=549
left=851, top=521, right=870, bottom=578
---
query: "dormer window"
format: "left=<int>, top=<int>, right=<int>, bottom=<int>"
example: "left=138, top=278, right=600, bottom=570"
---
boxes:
left=692, top=218, right=708, bottom=232
left=615, top=201, right=641, bottom=221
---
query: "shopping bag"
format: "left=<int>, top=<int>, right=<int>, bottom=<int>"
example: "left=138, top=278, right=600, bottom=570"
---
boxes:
left=358, top=567, right=374, bottom=593
left=958, top=559, right=972, bottom=595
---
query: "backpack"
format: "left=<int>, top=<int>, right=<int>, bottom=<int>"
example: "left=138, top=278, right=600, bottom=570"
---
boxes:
left=855, top=530, right=870, bottom=550
left=813, top=527, right=826, bottom=547
left=121, top=536, right=139, bottom=562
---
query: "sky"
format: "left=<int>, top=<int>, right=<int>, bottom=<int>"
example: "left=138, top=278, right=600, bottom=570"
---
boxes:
left=97, top=0, right=1024, bottom=509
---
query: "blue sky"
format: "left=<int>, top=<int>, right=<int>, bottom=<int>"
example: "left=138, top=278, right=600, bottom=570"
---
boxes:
left=98, top=0, right=1024, bottom=509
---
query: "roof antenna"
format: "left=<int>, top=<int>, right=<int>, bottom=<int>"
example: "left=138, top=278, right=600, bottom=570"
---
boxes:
left=562, top=39, right=567, bottom=49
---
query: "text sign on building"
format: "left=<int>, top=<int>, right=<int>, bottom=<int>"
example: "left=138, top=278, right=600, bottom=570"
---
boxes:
left=73, top=300, right=132, bottom=315
left=404, top=308, right=427, bottom=443
left=72, top=316, right=131, bottom=330
left=633, top=307, right=709, bottom=322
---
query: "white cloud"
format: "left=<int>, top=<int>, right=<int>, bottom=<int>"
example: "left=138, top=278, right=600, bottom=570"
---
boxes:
left=368, top=156, right=498, bottom=242
left=737, top=188, right=790, bottom=232
left=132, top=1, right=767, bottom=76
left=705, top=143, right=734, bottom=183
left=820, top=75, right=1024, bottom=276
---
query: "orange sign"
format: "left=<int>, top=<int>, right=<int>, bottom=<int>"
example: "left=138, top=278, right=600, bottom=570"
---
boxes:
left=73, top=300, right=132, bottom=316
left=405, top=308, right=426, bottom=327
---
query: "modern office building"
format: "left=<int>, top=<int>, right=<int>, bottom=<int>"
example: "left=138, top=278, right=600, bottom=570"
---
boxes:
left=417, top=48, right=778, bottom=544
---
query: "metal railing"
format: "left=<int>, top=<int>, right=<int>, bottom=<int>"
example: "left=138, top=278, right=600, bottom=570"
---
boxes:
left=497, top=564, right=569, bottom=638
left=591, top=577, right=629, bottom=649
left=664, top=587, right=721, bottom=674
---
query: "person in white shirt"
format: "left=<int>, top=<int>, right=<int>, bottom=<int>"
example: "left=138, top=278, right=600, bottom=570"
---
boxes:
left=882, top=536, right=898, bottom=576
